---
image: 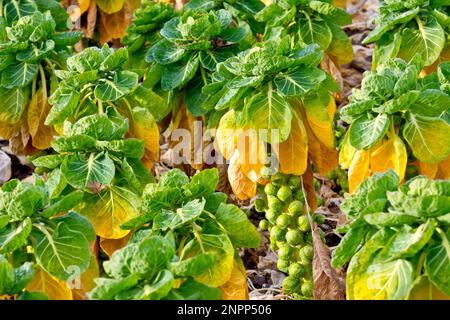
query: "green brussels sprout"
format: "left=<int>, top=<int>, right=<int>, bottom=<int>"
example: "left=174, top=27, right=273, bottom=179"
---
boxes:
left=254, top=198, right=266, bottom=212
left=304, top=231, right=313, bottom=244
left=286, top=229, right=303, bottom=246
left=313, top=179, right=320, bottom=190
left=282, top=275, right=300, bottom=293
left=288, top=200, right=303, bottom=215
left=293, top=190, right=305, bottom=201
left=278, top=245, right=294, bottom=260
left=297, top=215, right=310, bottom=232
left=260, top=166, right=275, bottom=180
left=265, top=208, right=279, bottom=224
left=259, top=219, right=269, bottom=231
left=270, top=241, right=278, bottom=251
left=317, top=197, right=324, bottom=207
left=276, top=214, right=291, bottom=229
left=277, top=259, right=290, bottom=273
left=271, top=226, right=286, bottom=241
left=267, top=195, right=283, bottom=212
left=287, top=176, right=301, bottom=189
left=301, top=280, right=313, bottom=297
left=340, top=180, right=349, bottom=190
left=288, top=262, right=305, bottom=278
left=264, top=183, right=278, bottom=196
left=272, top=173, right=287, bottom=186
left=314, top=214, right=326, bottom=225
left=277, top=186, right=292, bottom=203
left=300, top=245, right=314, bottom=261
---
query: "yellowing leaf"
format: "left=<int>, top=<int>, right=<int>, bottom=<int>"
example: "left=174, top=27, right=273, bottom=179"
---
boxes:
left=26, top=268, right=73, bottom=300
left=98, top=3, right=132, bottom=44
left=304, top=95, right=336, bottom=149
left=78, top=186, right=140, bottom=239
left=339, top=130, right=356, bottom=169
left=303, top=164, right=318, bottom=211
left=0, top=117, right=32, bottom=155
left=215, top=110, right=240, bottom=160
left=69, top=0, right=91, bottom=21
left=99, top=234, right=131, bottom=258
left=169, top=104, right=204, bottom=170
left=129, top=108, right=159, bottom=170
left=416, top=160, right=438, bottom=179
left=220, top=256, right=249, bottom=300
left=96, top=0, right=125, bottom=14
left=273, top=112, right=308, bottom=175
left=370, top=134, right=407, bottom=181
left=27, top=88, right=56, bottom=150
left=407, top=276, right=450, bottom=300
left=348, top=149, right=370, bottom=193
left=228, top=151, right=257, bottom=201
left=72, top=255, right=99, bottom=300
left=436, top=155, right=450, bottom=179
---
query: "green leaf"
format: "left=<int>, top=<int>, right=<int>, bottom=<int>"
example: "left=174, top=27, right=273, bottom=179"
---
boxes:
left=31, top=219, right=91, bottom=280
left=68, top=113, right=128, bottom=141
left=0, top=217, right=32, bottom=253
left=402, top=113, right=450, bottom=163
left=170, top=253, right=216, bottom=277
left=95, top=139, right=145, bottom=159
left=52, top=31, right=81, bottom=46
left=153, top=198, right=206, bottom=231
left=0, top=87, right=27, bottom=124
left=363, top=8, right=420, bottom=44
left=3, top=0, right=38, bottom=26
left=425, top=232, right=450, bottom=295
left=379, top=220, right=436, bottom=260
left=411, top=89, right=450, bottom=117
left=244, top=85, right=292, bottom=144
left=100, top=48, right=128, bottom=71
left=94, top=70, right=138, bottom=102
left=349, top=113, right=390, bottom=150
left=309, top=1, right=352, bottom=25
left=216, top=203, right=261, bottom=248
left=148, top=39, right=186, bottom=65
left=61, top=152, right=115, bottom=189
left=67, top=47, right=104, bottom=72
left=0, top=254, right=14, bottom=294
left=204, top=192, right=227, bottom=213
left=52, top=211, right=96, bottom=243
left=274, top=68, right=325, bottom=96
left=166, top=278, right=222, bottom=300
left=1, top=62, right=38, bottom=89
left=399, top=16, right=446, bottom=66
left=298, top=17, right=332, bottom=50
left=161, top=55, right=200, bottom=90
left=90, top=274, right=140, bottom=300
left=184, top=168, right=219, bottom=199
left=331, top=226, right=367, bottom=268
left=51, top=135, right=97, bottom=152
left=116, top=270, right=175, bottom=300
left=40, top=191, right=85, bottom=218
left=45, top=88, right=81, bottom=125
left=10, top=262, right=35, bottom=294
left=16, top=40, right=55, bottom=63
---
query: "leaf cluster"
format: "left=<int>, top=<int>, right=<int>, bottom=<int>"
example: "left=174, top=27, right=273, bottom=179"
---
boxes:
left=341, top=59, right=450, bottom=163
left=332, top=170, right=450, bottom=299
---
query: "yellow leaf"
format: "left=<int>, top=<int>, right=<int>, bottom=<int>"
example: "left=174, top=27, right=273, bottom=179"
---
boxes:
left=72, top=255, right=99, bottom=300
left=99, top=233, right=131, bottom=258
left=303, top=163, right=318, bottom=211
left=69, top=0, right=91, bottom=21
left=169, top=104, right=204, bottom=170
left=0, top=117, right=32, bottom=155
left=348, top=149, right=371, bottom=193
left=407, top=276, right=450, bottom=300
left=96, top=0, right=125, bottom=14
left=98, top=3, right=132, bottom=44
left=273, top=112, right=308, bottom=175
left=339, top=130, right=356, bottom=169
left=26, top=268, right=73, bottom=300
left=220, top=256, right=249, bottom=300
left=27, top=88, right=56, bottom=150
left=370, top=134, right=407, bottom=181
left=416, top=160, right=438, bottom=180
left=436, top=155, right=450, bottom=179
left=78, top=186, right=140, bottom=239
left=228, top=151, right=257, bottom=201
left=215, top=109, right=240, bottom=160
left=304, top=96, right=336, bottom=149
left=129, top=108, right=159, bottom=170
left=334, top=0, right=347, bottom=9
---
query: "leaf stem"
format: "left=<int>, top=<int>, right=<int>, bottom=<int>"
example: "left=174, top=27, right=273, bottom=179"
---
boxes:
left=98, top=100, right=104, bottom=114
left=200, top=66, right=207, bottom=86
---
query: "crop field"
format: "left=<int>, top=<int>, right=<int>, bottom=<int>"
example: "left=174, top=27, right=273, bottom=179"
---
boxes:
left=0, top=0, right=448, bottom=301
